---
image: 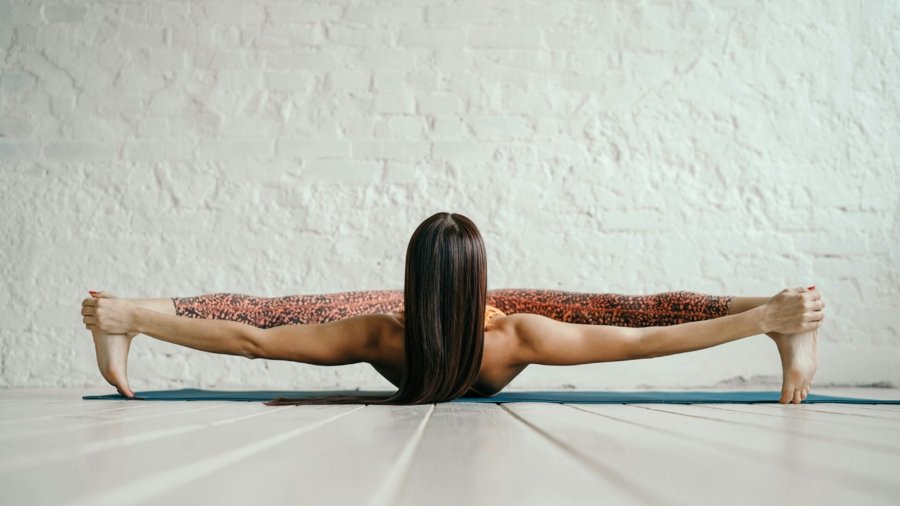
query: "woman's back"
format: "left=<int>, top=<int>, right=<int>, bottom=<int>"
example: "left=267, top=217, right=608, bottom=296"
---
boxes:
left=373, top=305, right=528, bottom=397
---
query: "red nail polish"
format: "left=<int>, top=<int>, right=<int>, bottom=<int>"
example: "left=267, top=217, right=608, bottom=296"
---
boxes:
left=807, top=285, right=816, bottom=291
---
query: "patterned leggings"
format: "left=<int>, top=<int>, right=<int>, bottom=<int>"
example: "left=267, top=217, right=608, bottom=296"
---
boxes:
left=171, top=289, right=735, bottom=330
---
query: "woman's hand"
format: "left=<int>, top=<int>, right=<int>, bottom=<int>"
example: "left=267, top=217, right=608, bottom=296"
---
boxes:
left=761, top=287, right=825, bottom=335
left=81, top=292, right=138, bottom=335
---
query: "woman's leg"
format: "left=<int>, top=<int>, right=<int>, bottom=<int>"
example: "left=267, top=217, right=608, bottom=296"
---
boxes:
left=725, top=296, right=769, bottom=316
left=128, top=297, right=177, bottom=316
left=168, top=290, right=405, bottom=328
left=486, top=288, right=743, bottom=327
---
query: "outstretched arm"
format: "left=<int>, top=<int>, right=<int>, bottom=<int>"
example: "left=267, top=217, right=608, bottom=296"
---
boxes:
left=510, top=287, right=823, bottom=366
left=247, top=314, right=383, bottom=365
left=131, top=308, right=260, bottom=358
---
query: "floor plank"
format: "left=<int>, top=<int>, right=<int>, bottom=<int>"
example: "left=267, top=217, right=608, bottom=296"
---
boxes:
left=0, top=402, right=232, bottom=448
left=757, top=402, right=900, bottom=420
left=841, top=404, right=900, bottom=413
left=0, top=402, right=282, bottom=475
left=652, top=404, right=900, bottom=453
left=140, top=404, right=431, bottom=506
left=64, top=405, right=363, bottom=506
left=596, top=404, right=898, bottom=503
left=697, top=403, right=900, bottom=436
left=393, top=403, right=641, bottom=506
left=507, top=402, right=807, bottom=506
left=0, top=404, right=357, bottom=506
left=0, top=401, right=232, bottom=441
left=0, top=399, right=157, bottom=423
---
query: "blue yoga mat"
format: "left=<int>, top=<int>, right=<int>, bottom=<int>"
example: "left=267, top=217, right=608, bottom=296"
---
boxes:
left=82, top=388, right=900, bottom=404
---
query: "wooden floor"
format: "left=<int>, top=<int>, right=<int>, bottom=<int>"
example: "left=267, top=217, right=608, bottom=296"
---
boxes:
left=1, top=388, right=899, bottom=506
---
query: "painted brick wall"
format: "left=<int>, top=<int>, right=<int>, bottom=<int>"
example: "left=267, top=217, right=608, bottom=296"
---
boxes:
left=1, top=0, right=897, bottom=391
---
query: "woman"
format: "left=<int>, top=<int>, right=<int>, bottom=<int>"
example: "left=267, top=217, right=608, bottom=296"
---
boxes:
left=81, top=212, right=824, bottom=405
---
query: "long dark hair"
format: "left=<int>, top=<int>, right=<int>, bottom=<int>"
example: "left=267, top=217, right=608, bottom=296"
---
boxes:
left=266, top=211, right=487, bottom=405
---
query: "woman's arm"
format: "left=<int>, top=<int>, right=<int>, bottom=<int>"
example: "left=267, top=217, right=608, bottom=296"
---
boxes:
left=247, top=314, right=385, bottom=365
left=131, top=307, right=262, bottom=358
left=510, top=287, right=823, bottom=366
left=133, top=309, right=383, bottom=365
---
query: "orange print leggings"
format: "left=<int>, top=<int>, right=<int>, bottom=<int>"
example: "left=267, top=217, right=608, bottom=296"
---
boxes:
left=171, top=289, right=735, bottom=329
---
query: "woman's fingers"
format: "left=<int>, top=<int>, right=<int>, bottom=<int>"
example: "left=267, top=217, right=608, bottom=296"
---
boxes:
left=805, top=299, right=824, bottom=310
left=804, top=311, right=825, bottom=322
left=82, top=300, right=97, bottom=323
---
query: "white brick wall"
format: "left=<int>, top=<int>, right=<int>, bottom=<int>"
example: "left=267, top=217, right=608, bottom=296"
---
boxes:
left=1, top=0, right=897, bottom=391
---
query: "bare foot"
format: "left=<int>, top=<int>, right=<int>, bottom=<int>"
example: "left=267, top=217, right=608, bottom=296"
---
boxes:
left=768, top=330, right=818, bottom=404
left=91, top=330, right=136, bottom=398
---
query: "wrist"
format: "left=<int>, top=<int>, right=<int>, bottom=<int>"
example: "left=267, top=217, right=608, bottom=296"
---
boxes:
left=747, top=305, right=769, bottom=334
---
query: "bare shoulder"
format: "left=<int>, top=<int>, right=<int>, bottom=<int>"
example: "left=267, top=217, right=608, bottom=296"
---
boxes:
left=362, top=312, right=405, bottom=365
left=501, top=313, right=549, bottom=326
left=493, top=312, right=580, bottom=366
left=482, top=313, right=538, bottom=367
left=500, top=312, right=597, bottom=341
left=499, top=312, right=560, bottom=339
left=471, top=313, right=550, bottom=392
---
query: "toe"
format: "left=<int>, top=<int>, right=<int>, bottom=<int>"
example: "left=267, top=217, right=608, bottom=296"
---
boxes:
left=801, top=388, right=808, bottom=401
left=779, top=387, right=792, bottom=404
left=119, top=381, right=134, bottom=398
left=792, top=389, right=802, bottom=404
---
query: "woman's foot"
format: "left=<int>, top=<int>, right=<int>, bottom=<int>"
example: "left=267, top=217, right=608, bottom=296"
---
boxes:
left=91, top=330, right=136, bottom=398
left=767, top=330, right=818, bottom=404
